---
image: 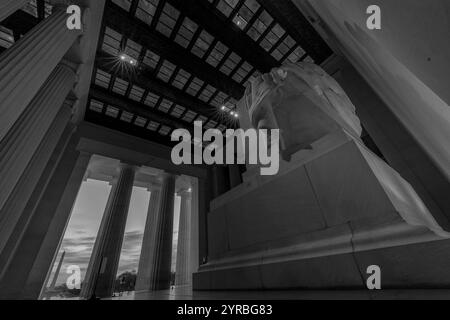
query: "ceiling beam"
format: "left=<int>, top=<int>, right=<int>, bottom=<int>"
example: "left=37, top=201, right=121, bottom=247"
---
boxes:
left=85, top=109, right=177, bottom=147
left=164, top=0, right=278, bottom=72
left=37, top=0, right=46, bottom=21
left=256, top=0, right=332, bottom=64
left=90, top=86, right=191, bottom=131
left=104, top=1, right=245, bottom=100
left=95, top=51, right=225, bottom=125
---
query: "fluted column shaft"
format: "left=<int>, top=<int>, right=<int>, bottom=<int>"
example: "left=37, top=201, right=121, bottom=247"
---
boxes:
left=135, top=185, right=161, bottom=292
left=0, top=5, right=82, bottom=141
left=0, top=63, right=77, bottom=218
left=150, top=173, right=176, bottom=290
left=80, top=164, right=136, bottom=299
left=0, top=133, right=89, bottom=299
left=0, top=0, right=29, bottom=22
left=0, top=100, right=74, bottom=262
left=175, top=190, right=192, bottom=286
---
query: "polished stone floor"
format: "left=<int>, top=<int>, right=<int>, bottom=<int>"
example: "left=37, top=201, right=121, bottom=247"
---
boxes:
left=111, top=285, right=450, bottom=300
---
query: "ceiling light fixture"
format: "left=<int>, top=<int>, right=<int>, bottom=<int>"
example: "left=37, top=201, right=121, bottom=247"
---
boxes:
left=119, top=53, right=137, bottom=66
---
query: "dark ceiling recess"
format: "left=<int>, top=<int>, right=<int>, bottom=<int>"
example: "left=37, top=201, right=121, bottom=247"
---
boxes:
left=256, top=0, right=333, bottom=64
left=0, top=0, right=333, bottom=146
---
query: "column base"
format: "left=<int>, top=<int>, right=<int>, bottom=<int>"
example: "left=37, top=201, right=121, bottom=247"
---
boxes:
left=194, top=131, right=450, bottom=290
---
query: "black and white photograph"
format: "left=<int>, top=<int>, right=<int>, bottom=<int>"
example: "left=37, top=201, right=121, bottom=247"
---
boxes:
left=0, top=0, right=449, bottom=309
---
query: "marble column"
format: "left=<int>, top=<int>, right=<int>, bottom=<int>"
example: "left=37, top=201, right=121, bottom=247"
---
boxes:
left=0, top=133, right=88, bottom=299
left=175, top=189, right=192, bottom=286
left=0, top=101, right=74, bottom=257
left=148, top=173, right=176, bottom=291
left=228, top=164, right=242, bottom=189
left=0, top=62, right=78, bottom=218
left=135, top=185, right=161, bottom=292
left=198, top=174, right=212, bottom=266
left=80, top=163, right=136, bottom=299
left=0, top=4, right=83, bottom=141
left=189, top=178, right=200, bottom=276
left=0, top=0, right=28, bottom=22
left=22, top=151, right=91, bottom=299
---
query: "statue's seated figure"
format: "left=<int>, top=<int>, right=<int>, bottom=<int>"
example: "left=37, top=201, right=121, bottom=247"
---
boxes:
left=244, top=62, right=362, bottom=160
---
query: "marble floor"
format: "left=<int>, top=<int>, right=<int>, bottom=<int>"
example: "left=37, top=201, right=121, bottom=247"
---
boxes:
left=111, top=286, right=450, bottom=300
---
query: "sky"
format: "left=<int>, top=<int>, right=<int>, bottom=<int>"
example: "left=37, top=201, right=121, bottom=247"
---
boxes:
left=46, top=179, right=180, bottom=288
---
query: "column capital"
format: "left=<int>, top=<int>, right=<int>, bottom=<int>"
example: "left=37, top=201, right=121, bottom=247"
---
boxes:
left=161, top=171, right=176, bottom=177
left=160, top=171, right=177, bottom=180
left=177, top=188, right=192, bottom=198
left=147, top=183, right=162, bottom=193
left=59, top=59, right=79, bottom=74
left=107, top=163, right=139, bottom=185
left=118, top=162, right=139, bottom=171
left=62, top=96, right=78, bottom=109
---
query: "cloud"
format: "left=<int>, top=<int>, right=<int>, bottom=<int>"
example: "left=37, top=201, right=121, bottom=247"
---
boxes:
left=117, top=230, right=144, bottom=274
left=51, top=230, right=145, bottom=286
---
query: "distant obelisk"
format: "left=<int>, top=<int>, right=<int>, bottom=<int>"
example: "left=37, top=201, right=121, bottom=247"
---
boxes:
left=49, top=251, right=66, bottom=290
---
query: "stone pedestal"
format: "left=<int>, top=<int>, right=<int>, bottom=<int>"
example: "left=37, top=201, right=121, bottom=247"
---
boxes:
left=175, top=189, right=192, bottom=286
left=194, top=130, right=450, bottom=290
left=80, top=163, right=136, bottom=299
